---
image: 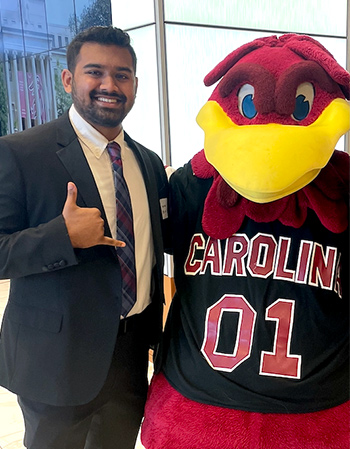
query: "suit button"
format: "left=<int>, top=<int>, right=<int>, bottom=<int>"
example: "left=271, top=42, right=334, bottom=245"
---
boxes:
left=47, top=264, right=54, bottom=271
left=59, top=259, right=67, bottom=267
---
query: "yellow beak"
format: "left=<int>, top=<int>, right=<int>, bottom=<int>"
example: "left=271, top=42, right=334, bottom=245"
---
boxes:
left=196, top=98, right=350, bottom=203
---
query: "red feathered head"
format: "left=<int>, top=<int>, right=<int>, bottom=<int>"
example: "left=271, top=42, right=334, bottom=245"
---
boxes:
left=196, top=34, right=350, bottom=203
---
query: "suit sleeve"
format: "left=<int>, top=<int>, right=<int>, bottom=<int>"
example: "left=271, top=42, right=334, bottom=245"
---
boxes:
left=0, top=141, right=78, bottom=279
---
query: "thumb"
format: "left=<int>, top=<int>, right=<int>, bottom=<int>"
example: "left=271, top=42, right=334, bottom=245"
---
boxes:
left=64, top=182, right=78, bottom=209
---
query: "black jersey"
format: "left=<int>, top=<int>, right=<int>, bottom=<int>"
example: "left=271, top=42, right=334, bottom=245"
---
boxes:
left=163, top=161, right=349, bottom=414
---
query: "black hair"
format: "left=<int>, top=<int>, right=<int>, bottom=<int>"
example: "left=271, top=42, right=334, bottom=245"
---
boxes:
left=66, top=26, right=137, bottom=73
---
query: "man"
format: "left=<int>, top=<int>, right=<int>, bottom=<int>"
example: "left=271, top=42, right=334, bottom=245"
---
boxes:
left=0, top=26, right=169, bottom=449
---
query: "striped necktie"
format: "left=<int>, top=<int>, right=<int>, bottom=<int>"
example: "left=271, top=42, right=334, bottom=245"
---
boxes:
left=107, top=141, right=137, bottom=317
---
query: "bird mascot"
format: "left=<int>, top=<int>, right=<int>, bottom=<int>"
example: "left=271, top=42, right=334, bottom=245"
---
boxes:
left=141, top=34, right=350, bottom=449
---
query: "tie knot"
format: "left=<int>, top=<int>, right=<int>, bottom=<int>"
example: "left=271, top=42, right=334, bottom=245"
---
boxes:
left=107, top=141, right=122, bottom=161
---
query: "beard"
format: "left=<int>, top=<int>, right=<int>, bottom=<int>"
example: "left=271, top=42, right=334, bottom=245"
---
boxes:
left=71, top=84, right=131, bottom=129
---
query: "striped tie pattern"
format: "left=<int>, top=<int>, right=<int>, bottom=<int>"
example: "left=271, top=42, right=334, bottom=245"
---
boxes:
left=107, top=142, right=137, bottom=317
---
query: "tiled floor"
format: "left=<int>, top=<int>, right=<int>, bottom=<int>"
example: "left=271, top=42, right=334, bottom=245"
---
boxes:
left=0, top=279, right=146, bottom=449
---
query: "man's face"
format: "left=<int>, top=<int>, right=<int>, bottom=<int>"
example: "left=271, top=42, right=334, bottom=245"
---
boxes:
left=62, top=42, right=138, bottom=139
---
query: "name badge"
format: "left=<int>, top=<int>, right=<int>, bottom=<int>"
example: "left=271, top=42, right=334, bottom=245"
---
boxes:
left=160, top=198, right=168, bottom=219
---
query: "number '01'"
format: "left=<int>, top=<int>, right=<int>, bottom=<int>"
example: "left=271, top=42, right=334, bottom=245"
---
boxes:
left=201, top=295, right=301, bottom=379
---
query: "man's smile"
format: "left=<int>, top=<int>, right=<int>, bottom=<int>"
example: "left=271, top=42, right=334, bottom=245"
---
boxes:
left=96, top=97, right=118, bottom=103
left=92, top=92, right=126, bottom=106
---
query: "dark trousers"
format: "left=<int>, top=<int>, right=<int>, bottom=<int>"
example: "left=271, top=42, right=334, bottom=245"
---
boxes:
left=18, top=313, right=150, bottom=449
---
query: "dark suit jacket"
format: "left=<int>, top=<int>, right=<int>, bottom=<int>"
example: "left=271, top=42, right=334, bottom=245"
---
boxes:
left=0, top=112, right=169, bottom=406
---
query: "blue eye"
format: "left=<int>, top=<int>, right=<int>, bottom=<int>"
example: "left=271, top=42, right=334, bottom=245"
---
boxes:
left=238, top=84, right=257, bottom=119
left=292, top=82, right=314, bottom=121
left=242, top=94, right=257, bottom=119
left=293, top=95, right=310, bottom=120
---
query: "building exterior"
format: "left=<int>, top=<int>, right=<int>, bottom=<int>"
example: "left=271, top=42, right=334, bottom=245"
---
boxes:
left=0, top=0, right=111, bottom=135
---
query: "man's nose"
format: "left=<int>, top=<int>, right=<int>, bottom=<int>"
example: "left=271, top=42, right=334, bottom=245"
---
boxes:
left=100, top=75, right=118, bottom=91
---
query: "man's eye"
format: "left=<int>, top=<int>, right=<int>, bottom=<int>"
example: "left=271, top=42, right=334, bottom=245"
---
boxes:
left=87, top=71, right=101, bottom=76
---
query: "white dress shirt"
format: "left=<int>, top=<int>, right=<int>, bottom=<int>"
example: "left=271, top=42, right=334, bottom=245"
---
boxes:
left=69, top=105, right=154, bottom=316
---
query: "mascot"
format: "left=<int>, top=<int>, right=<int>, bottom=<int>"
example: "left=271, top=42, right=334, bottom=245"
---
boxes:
left=141, top=34, right=350, bottom=449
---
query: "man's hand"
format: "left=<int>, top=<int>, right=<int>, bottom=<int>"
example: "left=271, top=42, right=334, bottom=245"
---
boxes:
left=62, top=182, right=125, bottom=249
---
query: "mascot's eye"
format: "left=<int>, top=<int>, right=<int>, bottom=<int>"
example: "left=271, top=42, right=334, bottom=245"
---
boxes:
left=292, top=82, right=314, bottom=121
left=238, top=84, right=257, bottom=119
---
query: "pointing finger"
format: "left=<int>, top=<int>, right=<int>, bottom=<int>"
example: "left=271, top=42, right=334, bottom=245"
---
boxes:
left=100, top=237, right=126, bottom=247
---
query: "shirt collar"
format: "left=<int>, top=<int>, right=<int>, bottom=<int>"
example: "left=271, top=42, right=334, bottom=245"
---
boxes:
left=69, top=105, right=125, bottom=158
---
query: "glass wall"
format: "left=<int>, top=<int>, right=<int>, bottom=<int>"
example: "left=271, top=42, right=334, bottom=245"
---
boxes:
left=113, top=0, right=349, bottom=167
left=111, top=0, right=161, bottom=155
left=0, top=0, right=112, bottom=135
left=164, top=0, right=347, bottom=36
left=120, top=25, right=162, bottom=157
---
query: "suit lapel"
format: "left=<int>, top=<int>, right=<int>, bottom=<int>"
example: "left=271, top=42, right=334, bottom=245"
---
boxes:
left=124, top=133, right=158, bottom=212
left=55, top=113, right=112, bottom=237
left=125, top=133, right=163, bottom=257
